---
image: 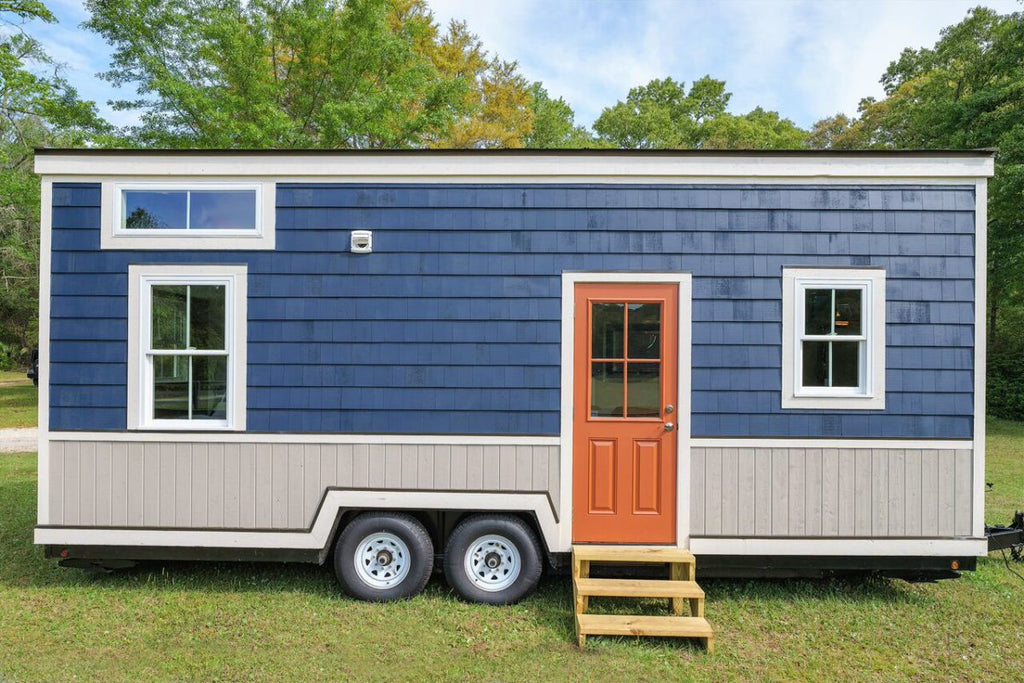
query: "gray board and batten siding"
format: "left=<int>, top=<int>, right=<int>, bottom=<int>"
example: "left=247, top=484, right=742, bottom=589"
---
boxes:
left=47, top=439, right=560, bottom=530
left=46, top=439, right=975, bottom=540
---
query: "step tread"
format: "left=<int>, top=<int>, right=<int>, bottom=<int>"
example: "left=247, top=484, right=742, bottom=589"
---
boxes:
left=576, top=614, right=713, bottom=638
left=572, top=545, right=695, bottom=564
left=575, top=578, right=705, bottom=599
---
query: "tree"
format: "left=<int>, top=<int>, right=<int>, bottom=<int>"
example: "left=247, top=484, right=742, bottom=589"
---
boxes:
left=523, top=82, right=593, bottom=148
left=84, top=0, right=539, bottom=149
left=0, top=0, right=108, bottom=365
left=427, top=20, right=533, bottom=148
left=702, top=107, right=808, bottom=150
left=593, top=75, right=805, bottom=149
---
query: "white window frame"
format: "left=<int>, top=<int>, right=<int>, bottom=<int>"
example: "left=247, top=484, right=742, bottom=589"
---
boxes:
left=128, top=264, right=247, bottom=431
left=782, top=267, right=886, bottom=410
left=101, top=179, right=276, bottom=250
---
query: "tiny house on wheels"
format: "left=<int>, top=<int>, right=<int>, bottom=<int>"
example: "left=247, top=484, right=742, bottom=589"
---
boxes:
left=34, top=149, right=993, bottom=612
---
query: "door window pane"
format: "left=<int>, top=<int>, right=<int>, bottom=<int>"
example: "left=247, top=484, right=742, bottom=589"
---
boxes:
left=190, top=190, right=257, bottom=230
left=804, top=289, right=832, bottom=335
left=151, top=286, right=187, bottom=350
left=834, top=290, right=862, bottom=335
left=591, top=303, right=624, bottom=359
left=591, top=362, right=624, bottom=417
left=802, top=341, right=829, bottom=387
left=192, top=355, right=228, bottom=419
left=153, top=355, right=189, bottom=419
left=627, top=363, right=660, bottom=417
left=831, top=342, right=860, bottom=387
left=190, top=285, right=226, bottom=350
left=627, top=303, right=661, bottom=359
left=124, top=191, right=188, bottom=229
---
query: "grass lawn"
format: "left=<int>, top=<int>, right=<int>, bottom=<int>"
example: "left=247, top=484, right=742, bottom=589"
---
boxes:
left=0, top=370, right=36, bottom=429
left=0, top=422, right=1021, bottom=681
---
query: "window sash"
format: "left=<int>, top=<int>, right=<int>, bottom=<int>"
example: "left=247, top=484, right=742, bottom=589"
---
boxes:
left=140, top=275, right=235, bottom=429
left=116, top=182, right=262, bottom=236
left=794, top=280, right=872, bottom=396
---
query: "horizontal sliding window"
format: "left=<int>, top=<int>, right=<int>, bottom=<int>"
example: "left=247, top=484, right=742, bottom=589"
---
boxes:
left=102, top=180, right=275, bottom=250
left=123, top=189, right=257, bottom=231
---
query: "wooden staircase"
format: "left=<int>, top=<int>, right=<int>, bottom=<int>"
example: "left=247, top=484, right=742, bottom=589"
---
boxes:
left=572, top=545, right=714, bottom=652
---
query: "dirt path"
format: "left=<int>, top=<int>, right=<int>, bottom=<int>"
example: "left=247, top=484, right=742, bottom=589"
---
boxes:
left=0, top=427, right=37, bottom=453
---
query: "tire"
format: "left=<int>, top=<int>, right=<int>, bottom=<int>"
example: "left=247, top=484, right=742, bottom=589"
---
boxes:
left=444, top=514, right=543, bottom=605
left=334, top=512, right=433, bottom=602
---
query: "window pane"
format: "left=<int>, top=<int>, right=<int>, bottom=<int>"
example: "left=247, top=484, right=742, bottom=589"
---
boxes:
left=189, top=190, right=257, bottom=230
left=591, top=362, right=624, bottom=417
left=151, top=286, right=187, bottom=350
left=804, top=289, right=832, bottom=335
left=831, top=342, right=860, bottom=387
left=802, top=341, right=829, bottom=387
left=591, top=303, right=624, bottom=359
left=192, top=355, right=228, bottom=420
left=627, top=303, right=661, bottom=359
left=124, top=191, right=187, bottom=229
left=153, top=355, right=189, bottom=419
left=627, top=363, right=660, bottom=417
left=834, top=289, right=862, bottom=335
left=190, top=285, right=226, bottom=350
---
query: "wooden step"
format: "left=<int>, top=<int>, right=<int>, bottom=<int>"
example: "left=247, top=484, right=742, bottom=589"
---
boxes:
left=572, top=545, right=695, bottom=564
left=575, top=578, right=705, bottom=599
left=576, top=614, right=714, bottom=651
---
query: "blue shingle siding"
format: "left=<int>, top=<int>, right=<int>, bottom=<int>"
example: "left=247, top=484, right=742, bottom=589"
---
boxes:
left=49, top=182, right=976, bottom=438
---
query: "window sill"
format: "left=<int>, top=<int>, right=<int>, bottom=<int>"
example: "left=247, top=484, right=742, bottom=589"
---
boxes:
left=782, top=393, right=885, bottom=410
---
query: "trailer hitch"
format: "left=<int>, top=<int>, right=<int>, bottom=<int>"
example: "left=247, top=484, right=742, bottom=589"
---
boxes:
left=986, top=510, right=1024, bottom=561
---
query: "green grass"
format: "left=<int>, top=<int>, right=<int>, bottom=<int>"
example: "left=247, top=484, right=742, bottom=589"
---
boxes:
left=0, top=371, right=36, bottom=429
left=1, top=423, right=1022, bottom=681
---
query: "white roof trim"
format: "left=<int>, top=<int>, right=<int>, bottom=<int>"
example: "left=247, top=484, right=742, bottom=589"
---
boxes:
left=35, top=152, right=995, bottom=181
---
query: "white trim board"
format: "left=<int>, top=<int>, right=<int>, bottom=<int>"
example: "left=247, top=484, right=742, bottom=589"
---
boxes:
left=127, top=264, right=248, bottom=431
left=973, top=179, right=987, bottom=539
left=37, top=179, right=52, bottom=525
left=781, top=267, right=886, bottom=410
left=47, top=431, right=561, bottom=446
left=690, top=438, right=971, bottom=450
left=690, top=537, right=988, bottom=557
left=35, top=490, right=565, bottom=552
left=36, top=153, right=995, bottom=180
left=559, top=272, right=693, bottom=551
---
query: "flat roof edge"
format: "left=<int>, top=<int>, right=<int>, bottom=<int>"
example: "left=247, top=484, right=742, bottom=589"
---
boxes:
left=34, top=148, right=996, bottom=179
left=34, top=147, right=998, bottom=157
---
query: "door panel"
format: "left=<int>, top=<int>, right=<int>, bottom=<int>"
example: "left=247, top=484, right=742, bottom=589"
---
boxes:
left=632, top=439, right=661, bottom=514
left=572, top=282, right=679, bottom=544
left=588, top=440, right=617, bottom=514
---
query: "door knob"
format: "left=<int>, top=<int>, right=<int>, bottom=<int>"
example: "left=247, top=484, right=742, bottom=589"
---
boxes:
left=664, top=422, right=675, bottom=432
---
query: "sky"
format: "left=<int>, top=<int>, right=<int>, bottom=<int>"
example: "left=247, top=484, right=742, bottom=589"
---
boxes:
left=22, top=0, right=1022, bottom=132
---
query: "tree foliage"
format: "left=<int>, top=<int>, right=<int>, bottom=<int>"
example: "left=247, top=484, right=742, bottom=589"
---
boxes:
left=0, top=0, right=108, bottom=365
left=85, top=0, right=541, bottom=149
left=524, top=82, right=593, bottom=148
left=593, top=75, right=806, bottom=149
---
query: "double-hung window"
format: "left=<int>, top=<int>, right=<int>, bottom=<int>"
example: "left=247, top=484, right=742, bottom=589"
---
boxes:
left=128, top=265, right=247, bottom=430
left=782, top=267, right=886, bottom=410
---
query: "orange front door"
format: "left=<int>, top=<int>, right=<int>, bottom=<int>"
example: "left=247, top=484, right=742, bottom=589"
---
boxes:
left=572, top=283, right=678, bottom=544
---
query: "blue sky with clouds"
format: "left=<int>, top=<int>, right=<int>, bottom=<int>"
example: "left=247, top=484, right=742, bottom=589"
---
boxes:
left=24, top=0, right=1020, bottom=132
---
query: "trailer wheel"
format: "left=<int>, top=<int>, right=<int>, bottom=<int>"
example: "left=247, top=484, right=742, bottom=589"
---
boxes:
left=444, top=514, right=542, bottom=605
left=334, top=512, right=433, bottom=602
